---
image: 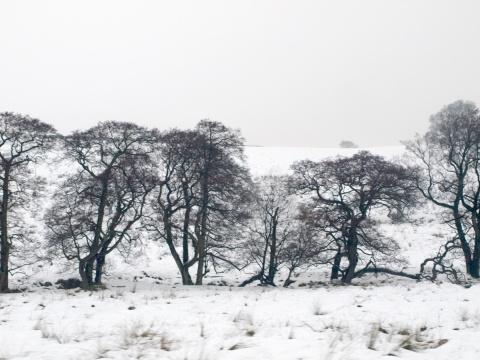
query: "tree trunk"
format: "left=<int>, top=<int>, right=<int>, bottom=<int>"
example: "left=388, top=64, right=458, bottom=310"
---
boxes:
left=239, top=273, right=263, bottom=287
left=182, top=183, right=191, bottom=265
left=164, top=219, right=194, bottom=285
left=95, top=255, right=105, bottom=284
left=266, top=208, right=279, bottom=285
left=468, top=214, right=480, bottom=278
left=79, top=260, right=89, bottom=289
left=195, top=177, right=209, bottom=286
left=181, top=267, right=194, bottom=285
left=467, top=259, right=480, bottom=278
left=354, top=266, right=419, bottom=280
left=195, top=246, right=205, bottom=285
left=89, top=176, right=109, bottom=274
left=453, top=209, right=475, bottom=277
left=343, top=256, right=358, bottom=284
left=342, top=229, right=359, bottom=284
left=259, top=234, right=270, bottom=284
left=0, top=166, right=10, bottom=292
left=182, top=212, right=190, bottom=265
left=330, top=250, right=342, bottom=281
left=85, top=259, right=94, bottom=285
left=0, top=248, right=8, bottom=292
left=283, top=268, right=296, bottom=288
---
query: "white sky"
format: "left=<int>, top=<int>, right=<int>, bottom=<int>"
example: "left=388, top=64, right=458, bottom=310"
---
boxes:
left=1, top=0, right=479, bottom=147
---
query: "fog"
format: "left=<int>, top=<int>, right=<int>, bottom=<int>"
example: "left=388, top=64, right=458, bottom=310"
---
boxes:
left=1, top=0, right=479, bottom=146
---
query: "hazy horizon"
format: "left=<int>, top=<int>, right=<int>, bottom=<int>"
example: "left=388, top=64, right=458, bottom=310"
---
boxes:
left=1, top=0, right=479, bottom=147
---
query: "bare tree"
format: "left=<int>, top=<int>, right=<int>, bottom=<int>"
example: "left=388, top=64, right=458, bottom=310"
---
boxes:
left=147, top=129, right=202, bottom=285
left=405, top=100, right=480, bottom=278
left=0, top=112, right=57, bottom=292
left=291, top=151, right=418, bottom=284
left=45, top=121, right=157, bottom=288
left=281, top=223, right=328, bottom=287
left=240, top=176, right=327, bottom=287
left=149, top=121, right=252, bottom=285
left=418, top=236, right=466, bottom=284
left=240, top=176, right=293, bottom=286
left=297, top=204, right=350, bottom=281
left=192, top=120, right=252, bottom=284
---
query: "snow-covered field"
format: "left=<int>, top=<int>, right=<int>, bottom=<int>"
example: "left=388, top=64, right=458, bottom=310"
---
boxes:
left=2, top=282, right=479, bottom=360
left=1, top=145, right=479, bottom=360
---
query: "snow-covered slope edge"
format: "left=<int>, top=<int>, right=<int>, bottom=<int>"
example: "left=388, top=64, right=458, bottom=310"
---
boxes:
left=245, top=145, right=405, bottom=176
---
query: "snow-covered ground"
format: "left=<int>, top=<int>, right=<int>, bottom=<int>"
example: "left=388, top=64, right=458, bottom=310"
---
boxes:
left=1, top=145, right=479, bottom=360
left=1, top=281, right=479, bottom=360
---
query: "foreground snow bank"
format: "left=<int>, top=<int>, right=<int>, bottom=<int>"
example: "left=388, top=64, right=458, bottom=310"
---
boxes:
left=1, top=280, right=479, bottom=360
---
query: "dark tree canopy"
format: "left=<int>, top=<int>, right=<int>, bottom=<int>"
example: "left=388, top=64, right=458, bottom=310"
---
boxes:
left=148, top=121, right=252, bottom=285
left=46, top=121, right=158, bottom=288
left=291, top=151, right=418, bottom=283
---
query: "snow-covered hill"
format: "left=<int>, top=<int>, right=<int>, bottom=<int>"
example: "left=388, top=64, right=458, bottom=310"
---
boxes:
left=245, top=145, right=405, bottom=176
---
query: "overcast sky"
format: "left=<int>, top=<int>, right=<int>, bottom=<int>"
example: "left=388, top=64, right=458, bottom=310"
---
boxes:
left=1, top=1, right=479, bottom=147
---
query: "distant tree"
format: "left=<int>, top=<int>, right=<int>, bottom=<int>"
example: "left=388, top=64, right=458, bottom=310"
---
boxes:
left=291, top=151, right=418, bottom=284
left=45, top=122, right=157, bottom=288
left=406, top=100, right=480, bottom=279
left=240, top=176, right=294, bottom=287
left=339, top=140, right=359, bottom=148
left=240, top=176, right=326, bottom=287
left=0, top=112, right=57, bottom=292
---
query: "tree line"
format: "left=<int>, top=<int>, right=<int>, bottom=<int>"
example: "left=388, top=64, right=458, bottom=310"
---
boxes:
left=0, top=99, right=479, bottom=292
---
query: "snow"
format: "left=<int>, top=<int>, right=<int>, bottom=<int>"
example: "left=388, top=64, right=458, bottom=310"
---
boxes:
left=244, top=145, right=406, bottom=176
left=1, top=282, right=479, bottom=359
left=1, top=145, right=479, bottom=360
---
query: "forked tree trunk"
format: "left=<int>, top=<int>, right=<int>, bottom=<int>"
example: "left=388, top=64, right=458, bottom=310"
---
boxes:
left=266, top=208, right=279, bottom=285
left=283, top=268, right=296, bottom=288
left=78, top=258, right=95, bottom=289
left=79, top=261, right=89, bottom=289
left=164, top=220, right=194, bottom=285
left=84, top=176, right=109, bottom=287
left=181, top=267, right=194, bottom=285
